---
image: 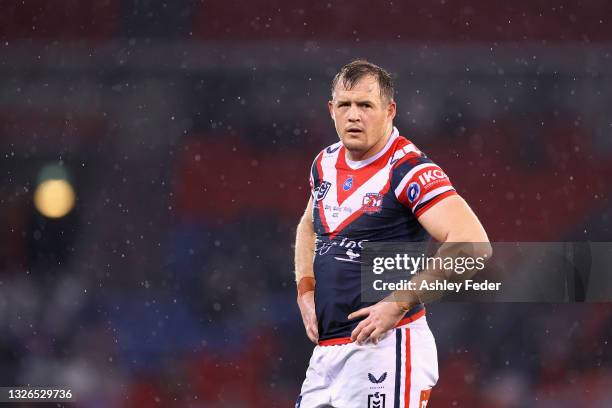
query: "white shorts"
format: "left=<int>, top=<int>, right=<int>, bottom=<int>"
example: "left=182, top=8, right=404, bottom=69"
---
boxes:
left=297, top=315, right=438, bottom=408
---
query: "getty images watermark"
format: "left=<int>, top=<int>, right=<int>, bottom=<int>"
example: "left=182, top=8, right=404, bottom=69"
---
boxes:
left=361, top=242, right=612, bottom=303
left=370, top=252, right=500, bottom=293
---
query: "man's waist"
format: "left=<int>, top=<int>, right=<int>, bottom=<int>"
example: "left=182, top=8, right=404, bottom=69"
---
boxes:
left=317, top=305, right=425, bottom=346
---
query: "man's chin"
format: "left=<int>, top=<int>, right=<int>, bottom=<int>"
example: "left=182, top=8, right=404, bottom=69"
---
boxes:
left=342, top=143, right=368, bottom=158
left=341, top=138, right=367, bottom=151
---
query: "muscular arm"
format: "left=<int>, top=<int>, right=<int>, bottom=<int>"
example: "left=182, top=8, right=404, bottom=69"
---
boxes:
left=418, top=194, right=490, bottom=245
left=295, top=197, right=316, bottom=283
left=349, top=194, right=492, bottom=344
left=398, top=194, right=492, bottom=306
left=294, top=197, right=319, bottom=343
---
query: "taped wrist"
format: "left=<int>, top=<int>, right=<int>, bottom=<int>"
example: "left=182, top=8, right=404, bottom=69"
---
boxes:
left=297, top=277, right=316, bottom=296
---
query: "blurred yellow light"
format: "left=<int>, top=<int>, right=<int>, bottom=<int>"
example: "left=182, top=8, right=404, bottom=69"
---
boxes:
left=34, top=179, right=76, bottom=218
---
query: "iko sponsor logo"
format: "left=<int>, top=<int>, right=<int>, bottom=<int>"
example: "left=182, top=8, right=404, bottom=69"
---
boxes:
left=418, top=168, right=447, bottom=186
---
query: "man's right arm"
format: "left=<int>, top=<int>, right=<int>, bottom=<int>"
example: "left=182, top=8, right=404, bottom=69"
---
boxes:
left=295, top=197, right=319, bottom=344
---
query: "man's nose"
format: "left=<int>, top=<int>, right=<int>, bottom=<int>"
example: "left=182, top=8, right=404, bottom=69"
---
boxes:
left=347, top=104, right=360, bottom=121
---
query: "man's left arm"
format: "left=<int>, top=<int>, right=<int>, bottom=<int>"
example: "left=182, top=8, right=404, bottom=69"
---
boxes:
left=348, top=195, right=491, bottom=344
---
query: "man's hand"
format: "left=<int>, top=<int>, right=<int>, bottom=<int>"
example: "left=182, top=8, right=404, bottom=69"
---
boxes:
left=348, top=298, right=406, bottom=345
left=297, top=291, right=319, bottom=344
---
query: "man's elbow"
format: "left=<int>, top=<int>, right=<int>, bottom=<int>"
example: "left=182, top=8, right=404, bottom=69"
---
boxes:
left=448, top=229, right=492, bottom=260
left=466, top=229, right=492, bottom=261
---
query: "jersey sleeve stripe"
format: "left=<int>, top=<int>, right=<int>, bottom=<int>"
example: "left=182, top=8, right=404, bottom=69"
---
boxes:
left=393, top=163, right=438, bottom=198
left=414, top=190, right=458, bottom=217
left=412, top=185, right=455, bottom=208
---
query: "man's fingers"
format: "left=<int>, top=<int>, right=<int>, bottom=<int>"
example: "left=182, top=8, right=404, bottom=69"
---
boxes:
left=370, top=328, right=386, bottom=345
left=356, top=323, right=376, bottom=344
left=348, top=306, right=371, bottom=320
left=350, top=318, right=370, bottom=341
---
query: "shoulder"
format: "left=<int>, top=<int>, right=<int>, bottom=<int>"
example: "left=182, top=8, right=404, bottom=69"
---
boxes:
left=390, top=135, right=452, bottom=189
left=389, top=135, right=426, bottom=168
left=310, top=140, right=342, bottom=177
left=321, top=140, right=343, bottom=157
left=311, top=140, right=342, bottom=166
left=390, top=135, right=456, bottom=212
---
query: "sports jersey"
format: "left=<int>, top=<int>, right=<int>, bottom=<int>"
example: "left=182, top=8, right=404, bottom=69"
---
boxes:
left=309, top=127, right=457, bottom=342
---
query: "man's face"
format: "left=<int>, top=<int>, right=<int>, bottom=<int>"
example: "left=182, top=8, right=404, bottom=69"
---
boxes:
left=328, top=75, right=396, bottom=157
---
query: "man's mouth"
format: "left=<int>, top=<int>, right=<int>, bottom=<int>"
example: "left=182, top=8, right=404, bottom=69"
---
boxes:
left=346, top=128, right=363, bottom=135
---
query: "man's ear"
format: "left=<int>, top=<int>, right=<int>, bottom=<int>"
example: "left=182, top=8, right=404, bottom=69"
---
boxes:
left=387, top=100, right=397, bottom=121
left=328, top=100, right=335, bottom=121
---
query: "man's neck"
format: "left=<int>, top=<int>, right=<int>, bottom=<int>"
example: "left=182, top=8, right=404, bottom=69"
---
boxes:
left=346, top=125, right=394, bottom=162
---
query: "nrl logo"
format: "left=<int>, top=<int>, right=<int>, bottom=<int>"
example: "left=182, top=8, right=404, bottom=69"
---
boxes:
left=315, top=181, right=332, bottom=201
left=368, top=392, right=386, bottom=408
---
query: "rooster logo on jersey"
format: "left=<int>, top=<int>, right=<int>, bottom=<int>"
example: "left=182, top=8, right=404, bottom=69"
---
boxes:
left=361, top=193, right=383, bottom=214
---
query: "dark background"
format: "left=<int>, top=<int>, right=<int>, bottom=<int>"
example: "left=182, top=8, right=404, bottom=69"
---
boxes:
left=1, top=1, right=611, bottom=407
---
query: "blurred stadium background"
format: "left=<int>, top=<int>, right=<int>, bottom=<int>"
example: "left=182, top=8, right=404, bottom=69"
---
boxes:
left=1, top=1, right=612, bottom=407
